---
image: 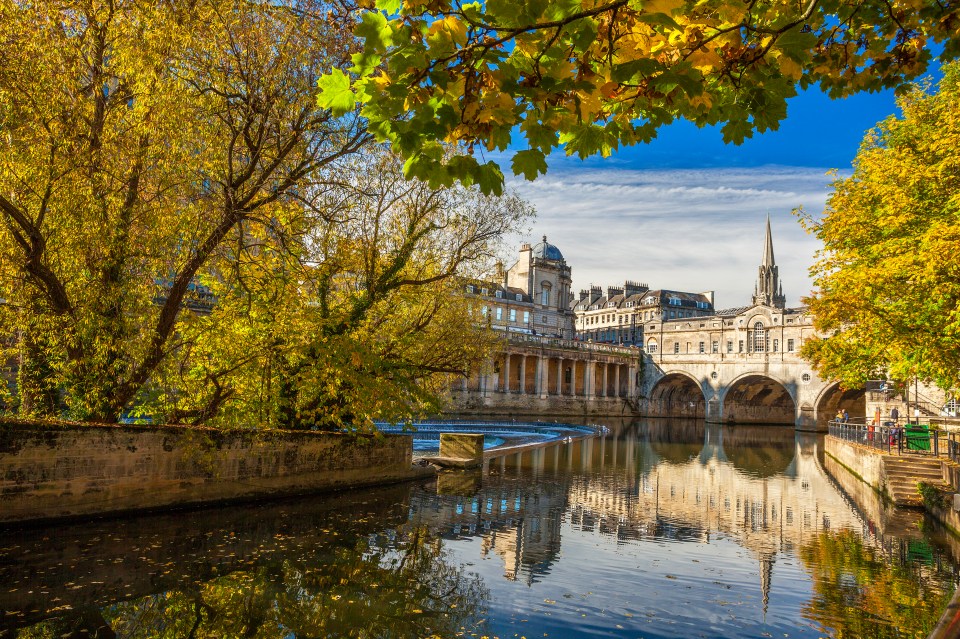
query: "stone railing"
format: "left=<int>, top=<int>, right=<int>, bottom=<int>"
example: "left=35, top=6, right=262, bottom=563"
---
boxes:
left=506, top=333, right=640, bottom=357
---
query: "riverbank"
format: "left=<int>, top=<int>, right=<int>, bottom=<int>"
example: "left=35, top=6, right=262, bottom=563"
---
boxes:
left=0, top=419, right=428, bottom=526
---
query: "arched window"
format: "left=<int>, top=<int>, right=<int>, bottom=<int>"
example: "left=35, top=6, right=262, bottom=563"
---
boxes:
left=540, top=282, right=551, bottom=306
left=646, top=338, right=658, bottom=353
left=753, top=322, right=766, bottom=352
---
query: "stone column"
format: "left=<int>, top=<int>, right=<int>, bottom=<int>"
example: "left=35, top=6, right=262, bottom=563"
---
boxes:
left=519, top=355, right=527, bottom=394
left=503, top=354, right=511, bottom=394
left=601, top=364, right=609, bottom=398
left=557, top=358, right=564, bottom=396
left=586, top=359, right=595, bottom=398
left=614, top=365, right=621, bottom=398
left=537, top=356, right=548, bottom=399
left=627, top=365, right=636, bottom=399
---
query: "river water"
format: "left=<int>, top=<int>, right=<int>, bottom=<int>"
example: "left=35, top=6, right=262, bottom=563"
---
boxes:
left=1, top=419, right=958, bottom=638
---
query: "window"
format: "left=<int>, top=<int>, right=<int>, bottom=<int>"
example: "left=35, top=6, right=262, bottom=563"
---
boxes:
left=712, top=341, right=719, bottom=353
left=509, top=309, right=516, bottom=322
left=674, top=342, right=680, bottom=354
left=699, top=342, right=705, bottom=353
left=540, top=283, right=551, bottom=306
left=465, top=285, right=474, bottom=293
left=647, top=339, right=658, bottom=353
left=670, top=310, right=676, bottom=318
left=515, top=293, right=522, bottom=301
left=481, top=288, right=488, bottom=295
left=739, top=340, right=744, bottom=353
left=495, top=290, right=503, bottom=298
left=753, top=322, right=766, bottom=352
left=686, top=342, right=691, bottom=353
left=523, top=311, right=530, bottom=324
left=773, top=338, right=779, bottom=352
left=495, top=307, right=502, bottom=320
left=787, top=339, right=795, bottom=352
left=481, top=306, right=488, bottom=317
left=726, top=340, right=733, bottom=353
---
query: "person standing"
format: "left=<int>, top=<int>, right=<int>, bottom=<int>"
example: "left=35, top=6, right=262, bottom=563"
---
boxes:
left=891, top=406, right=899, bottom=425
left=842, top=409, right=850, bottom=423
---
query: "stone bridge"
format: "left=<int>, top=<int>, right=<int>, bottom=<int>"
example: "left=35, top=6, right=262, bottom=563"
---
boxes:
left=638, top=306, right=864, bottom=431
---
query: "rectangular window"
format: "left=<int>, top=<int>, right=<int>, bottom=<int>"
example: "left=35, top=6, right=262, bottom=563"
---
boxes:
left=699, top=342, right=705, bottom=353
left=674, top=342, right=680, bottom=354
left=773, top=338, right=779, bottom=352
left=787, top=339, right=795, bottom=352
left=495, top=307, right=502, bottom=320
left=712, top=341, right=719, bottom=353
left=509, top=309, right=516, bottom=322
left=726, top=340, right=733, bottom=353
left=686, top=342, right=691, bottom=353
left=523, top=311, right=530, bottom=324
left=481, top=306, right=488, bottom=317
left=738, top=340, right=744, bottom=353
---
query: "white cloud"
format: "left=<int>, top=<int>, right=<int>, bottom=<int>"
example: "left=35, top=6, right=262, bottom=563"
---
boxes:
left=504, top=165, right=836, bottom=309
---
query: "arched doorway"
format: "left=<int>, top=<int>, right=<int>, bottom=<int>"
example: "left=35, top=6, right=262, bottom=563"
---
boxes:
left=815, top=384, right=866, bottom=429
left=648, top=374, right=706, bottom=418
left=722, top=375, right=796, bottom=425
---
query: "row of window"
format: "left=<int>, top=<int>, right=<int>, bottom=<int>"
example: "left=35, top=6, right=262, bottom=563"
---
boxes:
left=480, top=306, right=530, bottom=324
left=647, top=338, right=799, bottom=354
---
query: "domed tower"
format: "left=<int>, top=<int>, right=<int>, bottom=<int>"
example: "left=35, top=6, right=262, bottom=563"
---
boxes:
left=506, top=235, right=575, bottom=337
left=752, top=216, right=786, bottom=309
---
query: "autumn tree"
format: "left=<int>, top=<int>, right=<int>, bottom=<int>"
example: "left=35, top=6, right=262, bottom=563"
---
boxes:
left=142, top=150, right=529, bottom=430
left=801, top=62, right=960, bottom=393
left=0, top=1, right=525, bottom=426
left=319, top=0, right=960, bottom=193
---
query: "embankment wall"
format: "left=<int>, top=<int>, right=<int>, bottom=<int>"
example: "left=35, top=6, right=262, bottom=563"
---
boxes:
left=0, top=420, right=415, bottom=525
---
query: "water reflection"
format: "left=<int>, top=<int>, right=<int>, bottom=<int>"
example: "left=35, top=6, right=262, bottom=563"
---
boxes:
left=1, top=420, right=957, bottom=638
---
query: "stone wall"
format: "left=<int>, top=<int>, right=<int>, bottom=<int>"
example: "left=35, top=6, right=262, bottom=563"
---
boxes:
left=824, top=435, right=889, bottom=501
left=448, top=390, right=634, bottom=418
left=0, top=420, right=416, bottom=525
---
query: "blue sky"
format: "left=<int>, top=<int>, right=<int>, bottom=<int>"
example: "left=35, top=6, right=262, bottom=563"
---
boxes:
left=504, top=86, right=905, bottom=309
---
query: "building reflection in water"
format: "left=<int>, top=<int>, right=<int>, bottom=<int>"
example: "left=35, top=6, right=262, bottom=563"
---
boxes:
left=403, top=419, right=953, bottom=617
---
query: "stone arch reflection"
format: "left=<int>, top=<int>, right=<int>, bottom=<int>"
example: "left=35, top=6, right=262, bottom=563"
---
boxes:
left=648, top=373, right=706, bottom=418
left=722, top=374, right=796, bottom=424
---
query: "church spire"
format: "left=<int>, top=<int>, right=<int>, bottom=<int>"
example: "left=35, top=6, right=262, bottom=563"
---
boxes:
left=762, top=214, right=775, bottom=268
left=753, top=215, right=786, bottom=309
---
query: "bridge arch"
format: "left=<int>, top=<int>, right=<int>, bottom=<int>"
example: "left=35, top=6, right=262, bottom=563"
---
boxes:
left=720, top=373, right=797, bottom=425
left=814, top=383, right=866, bottom=429
left=648, top=372, right=706, bottom=418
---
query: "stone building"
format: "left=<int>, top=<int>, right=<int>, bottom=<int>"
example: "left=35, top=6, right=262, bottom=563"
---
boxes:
left=503, top=235, right=577, bottom=338
left=574, top=284, right=715, bottom=345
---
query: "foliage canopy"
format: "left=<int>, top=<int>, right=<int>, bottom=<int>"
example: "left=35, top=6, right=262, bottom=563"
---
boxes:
left=802, top=62, right=960, bottom=392
left=319, top=0, right=960, bottom=193
left=0, top=1, right=528, bottom=428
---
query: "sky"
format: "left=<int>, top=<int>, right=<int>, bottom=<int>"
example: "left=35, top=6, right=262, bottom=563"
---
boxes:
left=500, top=86, right=906, bottom=310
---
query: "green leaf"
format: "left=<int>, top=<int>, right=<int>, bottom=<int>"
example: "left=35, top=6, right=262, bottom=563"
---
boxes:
left=355, top=12, right=393, bottom=53
left=720, top=118, right=753, bottom=144
left=511, top=149, right=548, bottom=180
left=350, top=52, right=382, bottom=76
left=375, top=0, right=402, bottom=14
left=317, top=69, right=356, bottom=117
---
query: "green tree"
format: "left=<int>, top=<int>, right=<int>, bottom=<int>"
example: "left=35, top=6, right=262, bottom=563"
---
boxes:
left=801, top=62, right=960, bottom=393
left=319, top=0, right=960, bottom=193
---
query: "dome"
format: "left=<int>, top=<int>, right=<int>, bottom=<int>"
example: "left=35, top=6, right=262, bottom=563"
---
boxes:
left=532, top=235, right=564, bottom=261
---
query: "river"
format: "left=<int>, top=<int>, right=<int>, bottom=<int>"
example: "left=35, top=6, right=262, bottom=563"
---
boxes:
left=1, top=419, right=957, bottom=638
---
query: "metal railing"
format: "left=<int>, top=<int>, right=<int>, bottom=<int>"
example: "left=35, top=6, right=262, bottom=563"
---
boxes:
left=829, top=420, right=960, bottom=462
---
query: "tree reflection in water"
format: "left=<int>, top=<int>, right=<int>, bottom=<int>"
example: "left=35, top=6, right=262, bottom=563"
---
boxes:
left=13, top=526, right=487, bottom=639
left=800, top=529, right=955, bottom=638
